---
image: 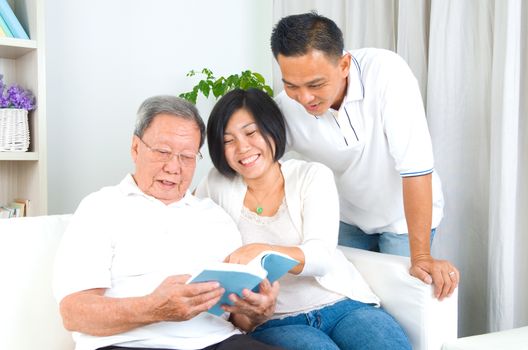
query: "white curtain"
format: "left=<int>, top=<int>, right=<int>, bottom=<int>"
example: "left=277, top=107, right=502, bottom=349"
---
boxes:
left=273, top=0, right=528, bottom=337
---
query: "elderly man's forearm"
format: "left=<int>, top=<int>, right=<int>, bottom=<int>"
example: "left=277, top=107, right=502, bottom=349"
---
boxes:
left=59, top=290, right=157, bottom=336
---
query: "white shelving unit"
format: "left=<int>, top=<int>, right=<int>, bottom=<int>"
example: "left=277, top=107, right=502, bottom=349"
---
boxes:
left=0, top=0, right=46, bottom=216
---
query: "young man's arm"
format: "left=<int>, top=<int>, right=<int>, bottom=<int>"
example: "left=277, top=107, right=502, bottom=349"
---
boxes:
left=403, top=173, right=459, bottom=300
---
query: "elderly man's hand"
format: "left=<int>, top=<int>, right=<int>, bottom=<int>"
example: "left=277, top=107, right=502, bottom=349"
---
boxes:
left=148, top=275, right=225, bottom=322
left=410, top=255, right=459, bottom=300
left=224, top=279, right=280, bottom=332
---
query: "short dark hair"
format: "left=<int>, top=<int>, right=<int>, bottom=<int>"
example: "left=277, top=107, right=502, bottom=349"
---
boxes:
left=207, top=88, right=286, bottom=178
left=135, top=95, right=206, bottom=148
left=271, top=11, right=344, bottom=61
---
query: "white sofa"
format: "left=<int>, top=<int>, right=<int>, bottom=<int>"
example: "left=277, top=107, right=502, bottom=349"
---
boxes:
left=441, top=326, right=528, bottom=350
left=0, top=215, right=458, bottom=350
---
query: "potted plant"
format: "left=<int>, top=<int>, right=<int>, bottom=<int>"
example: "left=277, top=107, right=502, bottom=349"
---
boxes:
left=0, top=74, right=36, bottom=152
left=179, top=68, right=273, bottom=104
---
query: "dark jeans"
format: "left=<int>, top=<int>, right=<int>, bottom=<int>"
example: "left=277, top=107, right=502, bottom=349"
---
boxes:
left=97, top=334, right=284, bottom=350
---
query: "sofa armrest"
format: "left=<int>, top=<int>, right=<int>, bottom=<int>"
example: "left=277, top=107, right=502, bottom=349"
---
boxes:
left=338, top=246, right=458, bottom=350
left=0, top=215, right=74, bottom=350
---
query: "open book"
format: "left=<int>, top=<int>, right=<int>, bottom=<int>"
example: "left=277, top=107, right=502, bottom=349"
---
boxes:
left=187, top=250, right=299, bottom=316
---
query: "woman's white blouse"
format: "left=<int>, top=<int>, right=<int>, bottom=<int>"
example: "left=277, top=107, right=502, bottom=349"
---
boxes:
left=195, top=159, right=380, bottom=306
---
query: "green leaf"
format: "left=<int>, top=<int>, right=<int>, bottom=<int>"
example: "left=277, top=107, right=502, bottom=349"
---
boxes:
left=179, top=90, right=197, bottom=104
left=201, top=68, right=213, bottom=79
left=212, top=78, right=226, bottom=98
left=239, top=75, right=250, bottom=89
left=264, top=85, right=274, bottom=97
left=226, top=74, right=239, bottom=88
left=198, top=80, right=211, bottom=98
left=253, top=72, right=265, bottom=83
left=189, top=91, right=198, bottom=104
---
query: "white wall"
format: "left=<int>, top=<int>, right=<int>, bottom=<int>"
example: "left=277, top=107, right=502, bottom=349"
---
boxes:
left=45, top=0, right=274, bottom=214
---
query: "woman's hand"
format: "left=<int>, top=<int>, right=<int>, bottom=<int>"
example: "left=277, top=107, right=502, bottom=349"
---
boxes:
left=226, top=243, right=305, bottom=275
left=224, top=243, right=272, bottom=264
left=226, top=279, right=280, bottom=332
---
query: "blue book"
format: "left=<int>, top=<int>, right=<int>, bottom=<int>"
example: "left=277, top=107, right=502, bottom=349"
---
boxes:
left=0, top=0, right=28, bottom=39
left=0, top=13, right=13, bottom=37
left=188, top=251, right=299, bottom=316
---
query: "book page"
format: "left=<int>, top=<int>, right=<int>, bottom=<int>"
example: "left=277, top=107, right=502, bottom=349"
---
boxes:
left=248, top=250, right=299, bottom=284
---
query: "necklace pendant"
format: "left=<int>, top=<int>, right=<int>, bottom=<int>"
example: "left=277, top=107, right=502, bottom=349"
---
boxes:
left=256, top=206, right=263, bottom=215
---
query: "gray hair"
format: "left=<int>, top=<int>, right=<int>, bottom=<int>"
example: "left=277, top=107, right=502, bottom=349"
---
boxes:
left=134, top=95, right=206, bottom=147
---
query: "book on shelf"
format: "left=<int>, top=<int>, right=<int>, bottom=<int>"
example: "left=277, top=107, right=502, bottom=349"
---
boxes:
left=0, top=0, right=28, bottom=39
left=13, top=198, right=29, bottom=216
left=187, top=250, right=299, bottom=316
left=0, top=198, right=29, bottom=218
left=0, top=206, right=14, bottom=218
left=0, top=12, right=13, bottom=37
left=8, top=201, right=24, bottom=217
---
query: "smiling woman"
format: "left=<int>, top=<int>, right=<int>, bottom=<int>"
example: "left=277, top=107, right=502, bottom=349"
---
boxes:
left=207, top=89, right=286, bottom=179
left=195, top=88, right=412, bottom=350
left=222, top=107, right=284, bottom=215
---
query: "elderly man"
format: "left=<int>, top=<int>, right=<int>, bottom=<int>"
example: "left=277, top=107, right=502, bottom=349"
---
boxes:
left=53, top=96, right=282, bottom=350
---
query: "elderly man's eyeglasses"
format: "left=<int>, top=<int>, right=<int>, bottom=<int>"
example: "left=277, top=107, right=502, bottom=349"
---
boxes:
left=138, top=137, right=202, bottom=167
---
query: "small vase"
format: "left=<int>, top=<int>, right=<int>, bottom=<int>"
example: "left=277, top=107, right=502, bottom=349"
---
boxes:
left=0, top=108, right=30, bottom=152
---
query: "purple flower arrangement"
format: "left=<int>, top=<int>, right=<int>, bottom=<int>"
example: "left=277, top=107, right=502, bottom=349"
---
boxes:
left=0, top=74, right=36, bottom=110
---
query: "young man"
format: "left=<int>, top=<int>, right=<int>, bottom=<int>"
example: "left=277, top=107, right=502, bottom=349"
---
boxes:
left=271, top=12, right=458, bottom=300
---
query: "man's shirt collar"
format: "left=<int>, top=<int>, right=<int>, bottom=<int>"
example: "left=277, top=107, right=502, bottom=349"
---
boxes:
left=119, top=174, right=196, bottom=207
left=344, top=55, right=365, bottom=104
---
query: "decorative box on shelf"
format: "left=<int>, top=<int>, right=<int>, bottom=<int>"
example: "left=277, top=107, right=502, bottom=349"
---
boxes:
left=0, top=108, right=30, bottom=152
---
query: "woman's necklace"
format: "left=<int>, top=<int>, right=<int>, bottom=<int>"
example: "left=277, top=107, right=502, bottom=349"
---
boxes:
left=246, top=177, right=283, bottom=215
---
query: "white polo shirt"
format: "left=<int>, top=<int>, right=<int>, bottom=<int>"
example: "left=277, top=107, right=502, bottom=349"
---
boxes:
left=276, top=48, right=444, bottom=234
left=53, top=174, right=242, bottom=350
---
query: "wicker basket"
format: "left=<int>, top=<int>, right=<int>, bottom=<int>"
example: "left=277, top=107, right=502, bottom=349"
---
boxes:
left=0, top=108, right=30, bottom=152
